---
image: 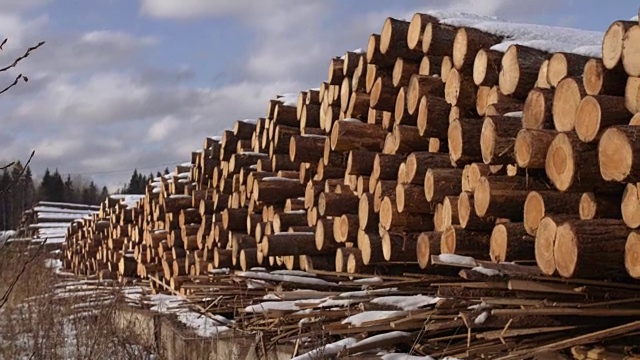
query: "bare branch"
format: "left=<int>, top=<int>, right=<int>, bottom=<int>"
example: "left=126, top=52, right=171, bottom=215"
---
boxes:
left=0, top=149, right=35, bottom=195
left=0, top=161, right=16, bottom=170
left=0, top=40, right=45, bottom=73
left=0, top=38, right=7, bottom=51
left=0, top=73, right=26, bottom=96
left=0, top=238, right=47, bottom=309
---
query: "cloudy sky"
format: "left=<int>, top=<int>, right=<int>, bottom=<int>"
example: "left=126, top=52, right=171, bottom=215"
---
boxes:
left=0, top=0, right=636, bottom=190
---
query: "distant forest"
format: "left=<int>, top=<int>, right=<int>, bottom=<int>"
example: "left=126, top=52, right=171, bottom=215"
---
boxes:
left=0, top=164, right=170, bottom=230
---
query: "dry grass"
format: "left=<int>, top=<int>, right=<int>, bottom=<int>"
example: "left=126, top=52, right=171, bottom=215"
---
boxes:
left=0, top=242, right=158, bottom=359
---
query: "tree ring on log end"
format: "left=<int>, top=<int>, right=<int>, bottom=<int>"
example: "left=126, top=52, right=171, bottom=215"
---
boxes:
left=523, top=191, right=545, bottom=235
left=447, top=119, right=463, bottom=162
left=545, top=133, right=574, bottom=191
left=625, top=231, right=640, bottom=279
left=578, top=192, right=597, bottom=220
left=473, top=176, right=491, bottom=218
left=574, top=96, right=601, bottom=142
left=622, top=183, right=640, bottom=229
left=554, top=223, right=578, bottom=278
left=440, top=225, right=456, bottom=254
left=489, top=224, right=508, bottom=263
left=535, top=217, right=558, bottom=275
left=598, top=127, right=632, bottom=182
left=417, top=232, right=432, bottom=269
left=480, top=117, right=496, bottom=164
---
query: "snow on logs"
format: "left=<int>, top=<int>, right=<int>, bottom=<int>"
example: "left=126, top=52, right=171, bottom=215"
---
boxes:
left=63, top=11, right=640, bottom=292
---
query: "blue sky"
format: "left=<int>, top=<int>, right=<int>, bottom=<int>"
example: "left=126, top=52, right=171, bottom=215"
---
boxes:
left=0, top=0, right=636, bottom=190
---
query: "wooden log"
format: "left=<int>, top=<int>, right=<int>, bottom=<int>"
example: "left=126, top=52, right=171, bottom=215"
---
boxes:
left=574, top=95, right=630, bottom=143
left=622, top=25, right=640, bottom=76
left=579, top=192, right=622, bottom=220
left=473, top=176, right=529, bottom=220
left=358, top=193, right=379, bottom=231
left=253, top=178, right=305, bottom=204
left=392, top=57, right=419, bottom=88
left=443, top=196, right=460, bottom=228
left=476, top=86, right=491, bottom=116
left=444, top=69, right=477, bottom=108
left=523, top=191, right=582, bottom=236
left=330, top=119, right=387, bottom=153
left=490, top=222, right=534, bottom=263
left=554, top=219, right=629, bottom=279
left=272, top=211, right=307, bottom=233
left=552, top=77, right=586, bottom=132
left=522, top=88, right=554, bottom=129
left=264, top=232, right=327, bottom=257
left=407, top=74, right=445, bottom=114
left=380, top=196, right=434, bottom=231
left=598, top=126, right=640, bottom=182
left=546, top=132, right=620, bottom=192
left=318, top=192, right=359, bottom=216
left=314, top=218, right=337, bottom=252
left=419, top=55, right=442, bottom=76
left=439, top=56, right=453, bottom=82
left=394, top=87, right=417, bottom=126
left=416, top=231, right=441, bottom=269
left=448, top=118, right=483, bottom=165
left=373, top=180, right=396, bottom=212
left=499, top=45, right=549, bottom=99
left=405, top=152, right=452, bottom=185
left=380, top=17, right=423, bottom=61
left=334, top=214, right=359, bottom=243
left=328, top=58, right=344, bottom=85
left=424, top=168, right=463, bottom=203
left=358, top=231, right=385, bottom=265
left=458, top=191, right=497, bottom=231
left=473, top=48, right=503, bottom=86
left=535, top=59, right=551, bottom=89
left=626, top=76, right=640, bottom=114
left=422, top=22, right=457, bottom=56
left=452, top=27, right=502, bottom=72
left=534, top=215, right=578, bottom=276
left=381, top=230, right=419, bottom=262
left=372, top=153, right=406, bottom=181
left=602, top=20, right=636, bottom=70
left=417, top=96, right=451, bottom=139
left=625, top=231, right=640, bottom=279
left=396, top=183, right=434, bottom=214
left=407, top=13, right=439, bottom=50
left=582, top=58, right=627, bottom=96
left=480, top=115, right=522, bottom=165
left=514, top=129, right=557, bottom=169
left=289, top=134, right=326, bottom=163
left=366, top=34, right=395, bottom=68
left=370, top=74, right=397, bottom=112
left=391, top=125, right=429, bottom=154
left=441, top=224, right=491, bottom=259
left=547, top=52, right=590, bottom=87
left=343, top=51, right=364, bottom=77
left=622, top=183, right=640, bottom=229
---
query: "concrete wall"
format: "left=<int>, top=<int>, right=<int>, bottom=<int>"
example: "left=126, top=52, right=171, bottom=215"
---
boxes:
left=113, top=306, right=294, bottom=360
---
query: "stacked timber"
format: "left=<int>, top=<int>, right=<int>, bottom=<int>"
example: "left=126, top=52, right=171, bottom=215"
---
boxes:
left=62, top=10, right=640, bottom=359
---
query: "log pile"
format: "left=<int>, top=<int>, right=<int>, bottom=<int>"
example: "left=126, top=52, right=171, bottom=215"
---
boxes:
left=62, top=11, right=640, bottom=359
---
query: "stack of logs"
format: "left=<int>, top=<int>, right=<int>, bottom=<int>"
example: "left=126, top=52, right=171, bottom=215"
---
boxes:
left=63, top=13, right=640, bottom=295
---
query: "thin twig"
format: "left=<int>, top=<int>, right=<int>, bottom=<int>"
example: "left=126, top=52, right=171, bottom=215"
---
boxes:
left=0, top=150, right=35, bottom=195
left=0, top=237, right=48, bottom=309
left=0, top=40, right=45, bottom=73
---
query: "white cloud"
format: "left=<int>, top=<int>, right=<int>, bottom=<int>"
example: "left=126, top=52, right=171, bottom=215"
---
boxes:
left=139, top=0, right=308, bottom=20
left=147, top=116, right=179, bottom=142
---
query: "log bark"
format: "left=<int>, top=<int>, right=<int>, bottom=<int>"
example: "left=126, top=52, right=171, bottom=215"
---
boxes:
left=419, top=55, right=443, bottom=76
left=330, top=119, right=387, bottom=153
left=602, top=20, right=636, bottom=70
left=424, top=168, right=463, bottom=203
left=546, top=132, right=621, bottom=192
left=346, top=92, right=370, bottom=121
left=315, top=218, right=338, bottom=252
left=318, top=191, right=360, bottom=216
left=372, top=153, right=406, bottom=181
left=422, top=22, right=458, bottom=56
left=380, top=17, right=423, bottom=61
left=522, top=88, right=554, bottom=129
left=458, top=191, right=498, bottom=231
left=370, top=74, right=397, bottom=112
left=358, top=231, right=385, bottom=265
left=416, top=231, right=441, bottom=268
left=444, top=69, right=477, bottom=108
left=452, top=27, right=503, bottom=72
left=264, top=233, right=328, bottom=257
left=407, top=13, right=439, bottom=50
left=373, top=180, right=396, bottom=212
left=289, top=134, right=326, bottom=163
left=514, top=129, right=557, bottom=169
left=253, top=178, right=305, bottom=204
left=328, top=58, right=345, bottom=85
left=366, top=34, right=395, bottom=68
left=582, top=58, right=627, bottom=96
left=473, top=48, right=503, bottom=86
left=547, top=52, right=590, bottom=87
left=474, top=176, right=530, bottom=220
left=407, top=74, right=445, bottom=114
left=448, top=118, right=484, bottom=165
left=441, top=224, right=491, bottom=259
left=480, top=115, right=522, bottom=165
left=499, top=45, right=549, bottom=99
left=578, top=192, right=622, bottom=220
left=598, top=126, right=640, bottom=182
left=523, top=190, right=582, bottom=236
left=345, top=150, right=377, bottom=176
left=394, top=87, right=417, bottom=125
left=380, top=196, right=434, bottom=231
left=381, top=230, right=420, bottom=262
left=554, top=219, right=629, bottom=279
left=490, top=222, right=535, bottom=263
left=552, top=77, right=586, bottom=132
left=405, top=151, right=452, bottom=185
left=417, top=96, right=451, bottom=139
left=342, top=51, right=364, bottom=77
left=392, top=57, right=419, bottom=88
left=396, top=183, right=435, bottom=214
left=574, top=95, right=630, bottom=143
left=272, top=211, right=308, bottom=233
left=358, top=193, right=379, bottom=231
left=391, top=125, right=429, bottom=154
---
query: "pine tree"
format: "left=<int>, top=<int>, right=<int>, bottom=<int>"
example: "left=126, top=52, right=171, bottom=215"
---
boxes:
left=100, top=186, right=109, bottom=202
left=63, top=174, right=75, bottom=202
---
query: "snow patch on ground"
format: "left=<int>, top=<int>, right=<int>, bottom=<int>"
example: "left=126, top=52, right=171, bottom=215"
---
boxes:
left=371, top=295, right=441, bottom=311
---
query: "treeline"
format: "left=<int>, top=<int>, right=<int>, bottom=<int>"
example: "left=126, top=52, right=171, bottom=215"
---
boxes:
left=0, top=164, right=111, bottom=230
left=0, top=164, right=171, bottom=230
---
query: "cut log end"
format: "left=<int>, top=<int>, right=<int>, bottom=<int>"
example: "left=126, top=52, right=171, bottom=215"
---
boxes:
left=523, top=191, right=545, bottom=236
left=473, top=176, right=491, bottom=218
left=622, top=183, right=640, bottom=229
left=602, top=21, right=630, bottom=70
left=625, top=231, right=640, bottom=279
left=545, top=133, right=575, bottom=192
left=574, top=96, right=602, bottom=143
left=578, top=192, right=596, bottom=220
left=598, top=127, right=633, bottom=182
left=534, top=217, right=558, bottom=276
left=489, top=223, right=508, bottom=263
left=553, top=223, right=579, bottom=278
left=480, top=117, right=496, bottom=164
left=447, top=119, right=463, bottom=162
